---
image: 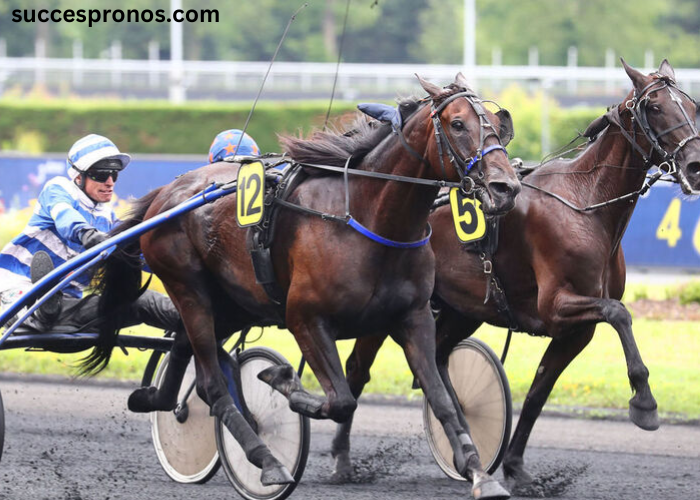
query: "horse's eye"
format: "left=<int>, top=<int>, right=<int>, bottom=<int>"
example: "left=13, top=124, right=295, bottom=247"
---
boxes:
left=451, top=120, right=465, bottom=130
left=650, top=105, right=661, bottom=113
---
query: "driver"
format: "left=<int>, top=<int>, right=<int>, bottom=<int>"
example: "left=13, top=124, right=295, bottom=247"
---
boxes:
left=0, top=134, right=182, bottom=334
left=208, top=129, right=260, bottom=163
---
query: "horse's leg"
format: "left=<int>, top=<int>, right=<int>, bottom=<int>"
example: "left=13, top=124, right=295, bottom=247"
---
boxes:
left=259, top=316, right=358, bottom=422
left=331, top=334, right=388, bottom=479
left=541, top=290, right=658, bottom=430
left=502, top=329, right=593, bottom=488
left=393, top=304, right=509, bottom=500
left=128, top=330, right=193, bottom=412
left=174, top=283, right=293, bottom=485
left=435, top=305, right=483, bottom=437
left=216, top=344, right=257, bottom=432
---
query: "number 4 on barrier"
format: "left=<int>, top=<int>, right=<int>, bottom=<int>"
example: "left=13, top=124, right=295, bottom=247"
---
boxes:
left=236, top=161, right=265, bottom=227
left=449, top=187, right=487, bottom=243
left=656, top=198, right=682, bottom=248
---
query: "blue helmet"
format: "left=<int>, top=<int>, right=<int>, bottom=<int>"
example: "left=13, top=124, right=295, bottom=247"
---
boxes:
left=208, top=129, right=260, bottom=163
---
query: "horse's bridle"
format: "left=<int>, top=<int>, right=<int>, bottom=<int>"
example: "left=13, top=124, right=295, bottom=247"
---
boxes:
left=522, top=75, right=700, bottom=212
left=427, top=91, right=509, bottom=194
left=621, top=76, right=700, bottom=180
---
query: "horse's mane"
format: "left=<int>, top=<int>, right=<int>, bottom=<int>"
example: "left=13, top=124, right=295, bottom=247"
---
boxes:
left=278, top=97, right=421, bottom=169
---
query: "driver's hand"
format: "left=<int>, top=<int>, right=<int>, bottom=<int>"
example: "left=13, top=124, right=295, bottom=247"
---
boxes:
left=81, top=229, right=110, bottom=249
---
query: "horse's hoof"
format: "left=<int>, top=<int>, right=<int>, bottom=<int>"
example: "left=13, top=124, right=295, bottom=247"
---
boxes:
left=128, top=387, right=159, bottom=413
left=503, top=460, right=534, bottom=491
left=261, top=464, right=295, bottom=486
left=472, top=472, right=511, bottom=500
left=629, top=403, right=660, bottom=431
left=331, top=453, right=354, bottom=482
left=258, top=364, right=302, bottom=397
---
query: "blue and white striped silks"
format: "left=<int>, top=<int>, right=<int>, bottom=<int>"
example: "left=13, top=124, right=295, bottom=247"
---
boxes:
left=0, top=176, right=117, bottom=298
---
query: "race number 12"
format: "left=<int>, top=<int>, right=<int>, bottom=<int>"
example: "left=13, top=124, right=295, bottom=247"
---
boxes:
left=236, top=161, right=265, bottom=227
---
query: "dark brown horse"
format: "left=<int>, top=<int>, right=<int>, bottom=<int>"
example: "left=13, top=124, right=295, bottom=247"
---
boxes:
left=87, top=74, right=520, bottom=498
left=334, top=60, right=700, bottom=490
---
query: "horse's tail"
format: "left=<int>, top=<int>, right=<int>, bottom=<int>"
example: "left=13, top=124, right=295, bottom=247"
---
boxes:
left=78, top=187, right=163, bottom=376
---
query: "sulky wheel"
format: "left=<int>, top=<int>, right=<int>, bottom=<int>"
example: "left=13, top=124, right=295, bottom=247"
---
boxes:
left=216, top=347, right=310, bottom=500
left=423, top=337, right=512, bottom=479
left=149, top=352, right=220, bottom=484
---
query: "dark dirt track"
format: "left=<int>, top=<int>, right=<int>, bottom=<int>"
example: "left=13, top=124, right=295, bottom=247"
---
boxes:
left=0, top=375, right=698, bottom=500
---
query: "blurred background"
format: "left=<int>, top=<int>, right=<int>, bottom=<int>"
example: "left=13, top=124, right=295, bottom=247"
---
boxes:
left=0, top=0, right=699, bottom=272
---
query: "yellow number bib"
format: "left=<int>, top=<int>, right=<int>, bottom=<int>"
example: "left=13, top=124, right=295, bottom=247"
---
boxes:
left=236, top=161, right=265, bottom=227
left=449, top=187, right=486, bottom=243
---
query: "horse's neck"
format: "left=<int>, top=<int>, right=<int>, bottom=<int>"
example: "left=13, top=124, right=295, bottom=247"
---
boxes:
left=352, top=125, right=438, bottom=242
left=577, top=125, right=648, bottom=248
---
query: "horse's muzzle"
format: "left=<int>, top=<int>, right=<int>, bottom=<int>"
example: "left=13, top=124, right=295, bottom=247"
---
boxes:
left=483, top=179, right=521, bottom=215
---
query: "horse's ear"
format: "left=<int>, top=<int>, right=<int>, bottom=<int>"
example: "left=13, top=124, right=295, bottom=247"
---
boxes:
left=495, top=109, right=514, bottom=146
left=398, top=99, right=419, bottom=122
left=416, top=74, right=443, bottom=98
left=583, top=114, right=609, bottom=140
left=658, top=59, right=676, bottom=81
left=621, top=57, right=646, bottom=90
left=454, top=72, right=472, bottom=91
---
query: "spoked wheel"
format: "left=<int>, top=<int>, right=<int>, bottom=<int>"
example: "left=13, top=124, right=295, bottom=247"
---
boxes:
left=149, top=352, right=220, bottom=484
left=0, top=388, right=4, bottom=462
left=423, top=338, right=512, bottom=479
left=216, top=347, right=310, bottom=500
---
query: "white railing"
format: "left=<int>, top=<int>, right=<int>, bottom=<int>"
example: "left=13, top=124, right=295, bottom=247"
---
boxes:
left=1, top=56, right=700, bottom=102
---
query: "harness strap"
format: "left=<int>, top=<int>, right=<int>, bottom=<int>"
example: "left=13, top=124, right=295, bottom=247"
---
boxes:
left=347, top=218, right=432, bottom=249
left=394, top=125, right=432, bottom=168
left=297, top=162, right=462, bottom=189
left=274, top=198, right=433, bottom=249
left=521, top=168, right=665, bottom=213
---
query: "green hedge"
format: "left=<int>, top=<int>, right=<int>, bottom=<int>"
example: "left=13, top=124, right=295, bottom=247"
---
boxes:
left=0, top=94, right=605, bottom=161
left=0, top=100, right=357, bottom=156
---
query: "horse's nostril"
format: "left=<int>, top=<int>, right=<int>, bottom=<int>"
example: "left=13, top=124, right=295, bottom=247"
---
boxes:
left=688, top=161, right=700, bottom=177
left=488, top=181, right=520, bottom=198
left=489, top=182, right=512, bottom=197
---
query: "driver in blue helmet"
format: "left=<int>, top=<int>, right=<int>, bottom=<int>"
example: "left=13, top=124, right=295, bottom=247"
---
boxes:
left=0, top=134, right=183, bottom=335
left=208, top=129, right=260, bottom=163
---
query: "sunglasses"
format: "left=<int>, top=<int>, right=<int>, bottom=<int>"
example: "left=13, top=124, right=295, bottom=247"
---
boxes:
left=86, top=169, right=120, bottom=183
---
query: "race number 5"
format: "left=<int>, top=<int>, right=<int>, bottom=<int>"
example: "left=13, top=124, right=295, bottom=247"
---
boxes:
left=693, top=217, right=700, bottom=257
left=449, top=187, right=486, bottom=243
left=236, top=161, right=264, bottom=227
left=656, top=198, right=682, bottom=248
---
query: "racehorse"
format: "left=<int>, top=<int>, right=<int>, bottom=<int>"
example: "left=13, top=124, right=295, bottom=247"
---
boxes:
left=333, top=59, right=700, bottom=490
left=86, top=74, right=521, bottom=498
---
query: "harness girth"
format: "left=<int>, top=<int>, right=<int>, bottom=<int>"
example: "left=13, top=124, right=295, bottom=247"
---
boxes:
left=245, top=161, right=308, bottom=306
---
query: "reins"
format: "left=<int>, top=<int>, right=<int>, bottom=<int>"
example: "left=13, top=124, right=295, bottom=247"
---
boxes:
left=521, top=76, right=700, bottom=212
left=271, top=89, right=510, bottom=249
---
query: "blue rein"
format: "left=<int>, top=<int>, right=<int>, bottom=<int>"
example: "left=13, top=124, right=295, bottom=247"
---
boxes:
left=347, top=217, right=433, bottom=249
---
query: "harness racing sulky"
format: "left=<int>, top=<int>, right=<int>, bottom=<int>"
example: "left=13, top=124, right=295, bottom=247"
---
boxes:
left=1, top=73, right=522, bottom=500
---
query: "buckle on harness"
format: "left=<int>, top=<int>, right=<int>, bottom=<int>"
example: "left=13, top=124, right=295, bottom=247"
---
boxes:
left=461, top=176, right=476, bottom=195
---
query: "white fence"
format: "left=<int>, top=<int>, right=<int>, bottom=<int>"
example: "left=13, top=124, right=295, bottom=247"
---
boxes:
left=2, top=56, right=700, bottom=103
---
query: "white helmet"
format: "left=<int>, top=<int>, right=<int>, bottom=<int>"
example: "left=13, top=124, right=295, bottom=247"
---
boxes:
left=66, top=134, right=131, bottom=181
